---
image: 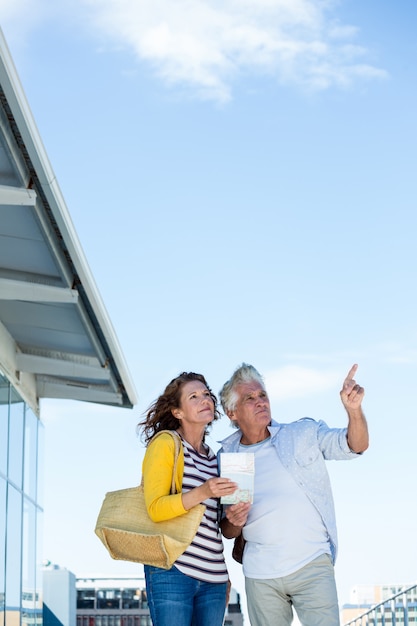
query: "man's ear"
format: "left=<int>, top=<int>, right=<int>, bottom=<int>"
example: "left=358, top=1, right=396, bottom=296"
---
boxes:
left=227, top=410, right=237, bottom=425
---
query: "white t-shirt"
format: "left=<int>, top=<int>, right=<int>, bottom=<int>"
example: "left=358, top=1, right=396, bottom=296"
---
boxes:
left=240, top=438, right=330, bottom=579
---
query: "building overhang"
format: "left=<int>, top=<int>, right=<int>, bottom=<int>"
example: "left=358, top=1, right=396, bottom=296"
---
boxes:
left=0, top=30, right=137, bottom=414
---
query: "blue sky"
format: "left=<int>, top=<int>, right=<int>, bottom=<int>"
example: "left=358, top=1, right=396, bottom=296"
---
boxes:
left=1, top=0, right=417, bottom=619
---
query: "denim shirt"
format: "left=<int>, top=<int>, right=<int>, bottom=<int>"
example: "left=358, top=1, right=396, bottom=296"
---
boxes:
left=219, top=418, right=361, bottom=563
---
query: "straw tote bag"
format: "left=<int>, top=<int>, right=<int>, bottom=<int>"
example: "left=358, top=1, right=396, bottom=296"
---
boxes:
left=95, top=430, right=206, bottom=569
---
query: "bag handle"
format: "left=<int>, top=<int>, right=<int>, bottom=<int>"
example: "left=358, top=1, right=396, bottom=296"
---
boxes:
left=142, top=429, right=182, bottom=494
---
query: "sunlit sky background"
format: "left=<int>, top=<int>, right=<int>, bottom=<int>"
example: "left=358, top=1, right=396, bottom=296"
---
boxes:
left=1, top=0, right=417, bottom=621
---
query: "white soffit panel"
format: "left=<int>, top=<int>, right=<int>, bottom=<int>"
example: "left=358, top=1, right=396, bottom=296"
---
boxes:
left=0, top=29, right=138, bottom=412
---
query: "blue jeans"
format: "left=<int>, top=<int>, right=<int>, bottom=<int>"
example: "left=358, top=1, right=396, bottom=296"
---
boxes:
left=144, top=565, right=228, bottom=626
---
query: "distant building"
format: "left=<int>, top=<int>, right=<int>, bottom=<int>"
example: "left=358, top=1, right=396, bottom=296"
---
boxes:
left=43, top=566, right=76, bottom=626
left=224, top=586, right=244, bottom=626
left=341, top=582, right=417, bottom=625
left=76, top=575, right=244, bottom=626
left=76, top=577, right=150, bottom=626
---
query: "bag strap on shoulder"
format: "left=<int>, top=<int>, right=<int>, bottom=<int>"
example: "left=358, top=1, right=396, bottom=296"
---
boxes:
left=146, top=429, right=182, bottom=494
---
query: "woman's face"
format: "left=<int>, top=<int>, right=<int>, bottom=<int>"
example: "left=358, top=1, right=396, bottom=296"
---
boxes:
left=174, top=380, right=215, bottom=426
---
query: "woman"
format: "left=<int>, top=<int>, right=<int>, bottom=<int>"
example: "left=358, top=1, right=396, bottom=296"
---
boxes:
left=139, top=371, right=237, bottom=626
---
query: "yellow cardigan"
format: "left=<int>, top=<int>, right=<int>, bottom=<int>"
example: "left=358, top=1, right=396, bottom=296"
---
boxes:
left=142, top=432, right=189, bottom=522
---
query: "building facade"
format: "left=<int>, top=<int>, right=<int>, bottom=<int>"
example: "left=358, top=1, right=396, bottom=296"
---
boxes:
left=0, top=28, right=136, bottom=626
left=76, top=576, right=244, bottom=626
left=341, top=583, right=417, bottom=625
left=0, top=373, right=44, bottom=625
left=76, top=577, right=151, bottom=626
left=43, top=567, right=76, bottom=626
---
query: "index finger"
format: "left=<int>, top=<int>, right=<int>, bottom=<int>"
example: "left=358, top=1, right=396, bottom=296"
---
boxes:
left=344, top=363, right=358, bottom=382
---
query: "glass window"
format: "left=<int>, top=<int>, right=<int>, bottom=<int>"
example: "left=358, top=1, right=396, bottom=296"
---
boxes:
left=8, top=399, right=24, bottom=488
left=77, top=589, right=95, bottom=609
left=24, top=409, right=38, bottom=501
left=97, top=597, right=120, bottom=609
left=0, top=477, right=5, bottom=626
left=0, top=385, right=8, bottom=478
left=6, top=485, right=23, bottom=608
left=36, top=420, right=44, bottom=510
left=122, top=589, right=140, bottom=609
left=141, top=590, right=148, bottom=609
left=22, top=498, right=36, bottom=613
left=35, top=505, right=44, bottom=617
left=0, top=376, right=44, bottom=626
left=97, top=589, right=121, bottom=609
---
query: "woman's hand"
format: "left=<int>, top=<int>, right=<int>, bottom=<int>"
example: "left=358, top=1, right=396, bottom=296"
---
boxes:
left=202, top=477, right=238, bottom=499
left=182, top=477, right=237, bottom=510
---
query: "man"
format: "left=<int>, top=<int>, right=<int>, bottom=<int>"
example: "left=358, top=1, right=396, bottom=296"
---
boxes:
left=219, top=363, right=368, bottom=626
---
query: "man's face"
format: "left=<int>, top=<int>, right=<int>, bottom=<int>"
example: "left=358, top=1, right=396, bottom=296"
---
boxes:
left=228, top=381, right=271, bottom=432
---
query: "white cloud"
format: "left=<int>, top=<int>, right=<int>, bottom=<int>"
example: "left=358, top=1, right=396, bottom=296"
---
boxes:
left=0, top=0, right=30, bottom=20
left=82, top=0, right=387, bottom=101
left=0, top=0, right=388, bottom=102
left=265, top=365, right=340, bottom=400
left=373, top=342, right=417, bottom=365
left=0, top=0, right=74, bottom=49
left=0, top=0, right=44, bottom=41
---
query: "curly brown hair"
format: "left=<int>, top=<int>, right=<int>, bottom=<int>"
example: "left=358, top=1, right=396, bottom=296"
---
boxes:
left=138, top=372, right=221, bottom=444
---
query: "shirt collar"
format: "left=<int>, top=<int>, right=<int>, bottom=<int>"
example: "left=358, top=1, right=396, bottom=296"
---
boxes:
left=219, top=419, right=281, bottom=446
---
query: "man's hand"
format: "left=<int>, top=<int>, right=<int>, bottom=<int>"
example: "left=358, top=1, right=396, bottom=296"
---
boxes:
left=226, top=502, right=250, bottom=527
left=340, top=363, right=365, bottom=412
left=340, top=363, right=369, bottom=453
left=220, top=502, right=251, bottom=539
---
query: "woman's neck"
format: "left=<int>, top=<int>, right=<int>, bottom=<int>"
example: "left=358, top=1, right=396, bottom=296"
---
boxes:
left=177, top=426, right=206, bottom=454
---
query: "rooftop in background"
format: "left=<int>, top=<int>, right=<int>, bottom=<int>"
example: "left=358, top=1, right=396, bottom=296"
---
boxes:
left=0, top=29, right=137, bottom=414
left=76, top=576, right=146, bottom=590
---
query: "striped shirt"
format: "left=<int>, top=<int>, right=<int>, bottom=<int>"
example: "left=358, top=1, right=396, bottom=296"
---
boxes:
left=174, top=438, right=229, bottom=584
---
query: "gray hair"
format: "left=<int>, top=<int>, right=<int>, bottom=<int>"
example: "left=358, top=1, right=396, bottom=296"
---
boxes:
left=219, top=363, right=265, bottom=414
